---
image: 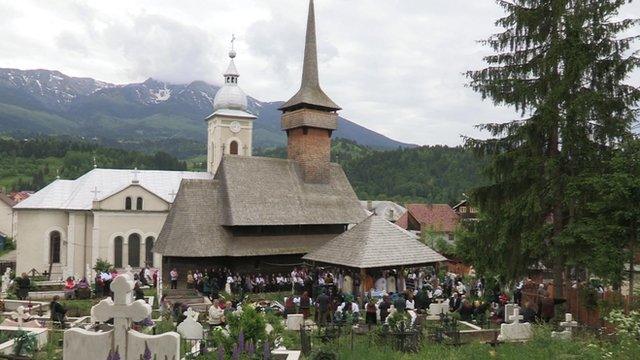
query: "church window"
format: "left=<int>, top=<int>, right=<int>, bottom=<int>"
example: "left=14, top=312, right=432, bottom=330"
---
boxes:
left=230, top=141, right=239, bottom=155
left=128, top=233, right=141, bottom=268
left=136, top=197, right=143, bottom=210
left=49, top=231, right=61, bottom=264
left=145, top=237, right=155, bottom=266
left=114, top=236, right=124, bottom=268
left=125, top=197, right=132, bottom=210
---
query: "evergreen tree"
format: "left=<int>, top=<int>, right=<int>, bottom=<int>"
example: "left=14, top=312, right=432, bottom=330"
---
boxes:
left=462, top=0, right=640, bottom=296
left=567, top=137, right=640, bottom=292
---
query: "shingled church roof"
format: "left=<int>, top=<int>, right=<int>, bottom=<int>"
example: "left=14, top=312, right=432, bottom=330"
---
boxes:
left=303, top=215, right=447, bottom=269
left=154, top=155, right=367, bottom=257
left=219, top=156, right=365, bottom=226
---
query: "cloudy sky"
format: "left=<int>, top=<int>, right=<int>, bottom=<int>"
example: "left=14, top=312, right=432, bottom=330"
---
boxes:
left=1, top=0, right=639, bottom=145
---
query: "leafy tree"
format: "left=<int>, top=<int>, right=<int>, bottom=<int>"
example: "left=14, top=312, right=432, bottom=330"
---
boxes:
left=463, top=0, right=640, bottom=296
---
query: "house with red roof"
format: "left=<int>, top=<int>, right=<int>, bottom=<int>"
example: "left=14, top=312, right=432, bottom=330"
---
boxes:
left=396, top=203, right=460, bottom=243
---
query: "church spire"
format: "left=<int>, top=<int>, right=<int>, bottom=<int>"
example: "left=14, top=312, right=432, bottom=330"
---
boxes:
left=279, top=0, right=340, bottom=112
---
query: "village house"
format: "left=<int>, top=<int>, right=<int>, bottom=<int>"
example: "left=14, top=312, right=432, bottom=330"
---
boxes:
left=396, top=203, right=460, bottom=243
left=360, top=200, right=406, bottom=223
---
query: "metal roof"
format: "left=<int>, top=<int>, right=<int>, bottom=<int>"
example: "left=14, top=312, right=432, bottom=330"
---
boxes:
left=14, top=168, right=212, bottom=210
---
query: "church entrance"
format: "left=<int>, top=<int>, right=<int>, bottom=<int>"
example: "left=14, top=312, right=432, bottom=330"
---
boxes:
left=128, top=234, right=141, bottom=267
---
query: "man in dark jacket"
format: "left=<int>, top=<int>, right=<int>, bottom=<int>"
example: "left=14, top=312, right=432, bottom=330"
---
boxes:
left=16, top=273, right=30, bottom=300
left=50, top=295, right=67, bottom=328
left=316, top=290, right=330, bottom=326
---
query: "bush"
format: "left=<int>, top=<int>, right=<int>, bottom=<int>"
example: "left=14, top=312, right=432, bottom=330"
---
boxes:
left=310, top=346, right=338, bottom=360
left=226, top=306, right=267, bottom=345
left=93, top=259, right=113, bottom=274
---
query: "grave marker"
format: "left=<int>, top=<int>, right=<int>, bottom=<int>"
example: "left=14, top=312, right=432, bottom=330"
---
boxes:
left=64, top=273, right=180, bottom=360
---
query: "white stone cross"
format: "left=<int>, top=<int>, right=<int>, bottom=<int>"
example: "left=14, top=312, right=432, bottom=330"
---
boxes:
left=560, top=313, right=578, bottom=331
left=508, top=307, right=523, bottom=324
left=92, top=275, right=151, bottom=359
left=131, top=167, right=141, bottom=183
left=183, top=307, right=199, bottom=322
left=91, top=186, right=101, bottom=200
left=11, top=306, right=31, bottom=328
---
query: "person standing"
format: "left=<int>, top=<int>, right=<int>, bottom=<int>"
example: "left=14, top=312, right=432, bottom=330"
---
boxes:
left=170, top=268, right=178, bottom=289
left=365, top=298, right=377, bottom=326
left=16, top=273, right=30, bottom=300
left=299, top=291, right=311, bottom=319
left=316, top=290, right=330, bottom=326
left=378, top=295, right=392, bottom=323
left=50, top=295, right=67, bottom=328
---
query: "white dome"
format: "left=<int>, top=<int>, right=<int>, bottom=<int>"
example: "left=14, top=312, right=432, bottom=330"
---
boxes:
left=213, top=84, right=248, bottom=111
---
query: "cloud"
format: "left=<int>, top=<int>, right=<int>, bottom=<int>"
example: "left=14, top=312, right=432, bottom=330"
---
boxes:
left=0, top=0, right=638, bottom=145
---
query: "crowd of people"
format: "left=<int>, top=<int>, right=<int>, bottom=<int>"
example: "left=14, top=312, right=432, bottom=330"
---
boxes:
left=170, top=265, right=562, bottom=328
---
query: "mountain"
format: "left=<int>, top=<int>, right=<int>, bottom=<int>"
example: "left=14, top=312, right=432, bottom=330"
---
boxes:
left=0, top=68, right=414, bottom=149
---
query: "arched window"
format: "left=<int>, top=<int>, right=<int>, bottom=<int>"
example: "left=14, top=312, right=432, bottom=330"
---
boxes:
left=145, top=237, right=155, bottom=266
left=128, top=234, right=141, bottom=268
left=49, top=231, right=61, bottom=263
left=125, top=197, right=132, bottom=210
left=230, top=141, right=239, bottom=155
left=114, top=236, right=124, bottom=268
left=136, top=197, right=143, bottom=210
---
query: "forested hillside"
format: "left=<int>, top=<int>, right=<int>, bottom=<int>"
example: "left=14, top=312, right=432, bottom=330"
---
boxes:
left=256, top=139, right=485, bottom=204
left=0, top=136, right=483, bottom=205
left=0, top=136, right=187, bottom=191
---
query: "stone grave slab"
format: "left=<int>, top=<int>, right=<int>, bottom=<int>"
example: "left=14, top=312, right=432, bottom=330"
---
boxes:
left=286, top=314, right=304, bottom=331
left=127, top=330, right=179, bottom=360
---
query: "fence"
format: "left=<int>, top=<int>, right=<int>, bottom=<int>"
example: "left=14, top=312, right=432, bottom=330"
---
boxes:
left=521, top=283, right=638, bottom=329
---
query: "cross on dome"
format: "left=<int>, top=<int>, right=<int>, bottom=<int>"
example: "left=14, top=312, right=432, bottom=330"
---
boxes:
left=212, top=34, right=250, bottom=112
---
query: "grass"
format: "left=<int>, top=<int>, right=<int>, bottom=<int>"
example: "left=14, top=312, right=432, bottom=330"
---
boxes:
left=330, top=325, right=640, bottom=360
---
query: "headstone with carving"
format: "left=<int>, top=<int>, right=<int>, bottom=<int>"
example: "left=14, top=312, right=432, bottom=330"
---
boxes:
left=1, top=305, right=42, bottom=328
left=497, top=308, right=533, bottom=342
left=64, top=274, right=180, bottom=360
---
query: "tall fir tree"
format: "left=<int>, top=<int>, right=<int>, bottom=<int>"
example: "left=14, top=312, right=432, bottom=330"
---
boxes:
left=461, top=0, right=640, bottom=297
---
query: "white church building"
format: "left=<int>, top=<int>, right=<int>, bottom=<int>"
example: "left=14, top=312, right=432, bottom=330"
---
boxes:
left=13, top=47, right=257, bottom=280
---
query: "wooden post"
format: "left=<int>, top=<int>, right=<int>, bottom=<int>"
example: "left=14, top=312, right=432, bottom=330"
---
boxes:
left=360, top=268, right=366, bottom=304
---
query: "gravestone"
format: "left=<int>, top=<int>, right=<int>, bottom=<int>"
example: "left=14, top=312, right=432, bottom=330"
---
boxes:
left=1, top=267, right=11, bottom=297
left=64, top=274, right=180, bottom=360
left=287, top=314, right=304, bottom=331
left=177, top=316, right=204, bottom=340
left=183, top=307, right=199, bottom=322
left=504, top=303, right=519, bottom=323
left=1, top=305, right=42, bottom=328
left=552, top=313, right=578, bottom=340
left=427, top=300, right=450, bottom=320
left=497, top=308, right=532, bottom=342
left=157, top=270, right=163, bottom=304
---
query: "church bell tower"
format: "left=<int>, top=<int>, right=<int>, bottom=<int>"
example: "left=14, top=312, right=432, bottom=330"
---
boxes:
left=206, top=38, right=256, bottom=174
left=279, top=0, right=341, bottom=184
